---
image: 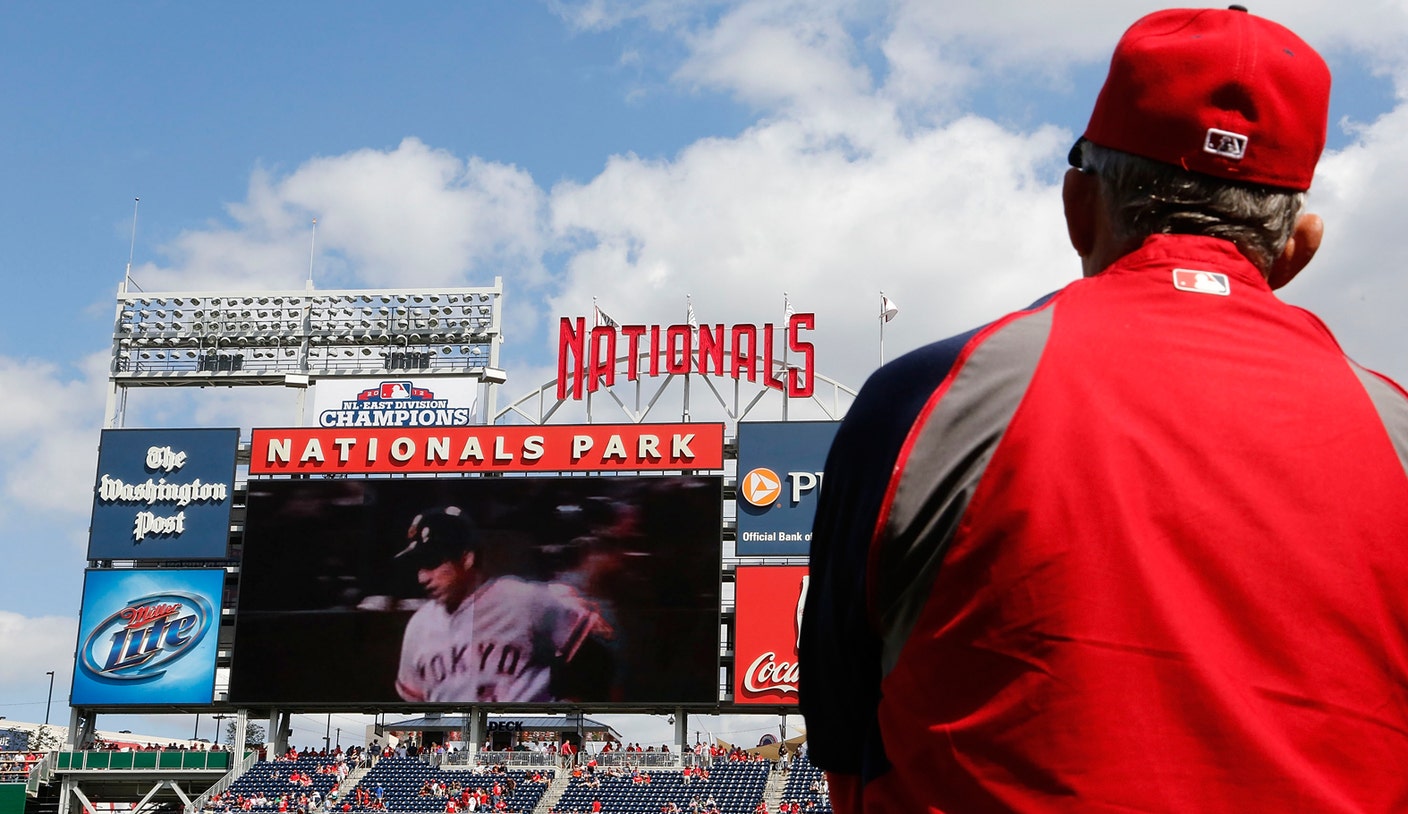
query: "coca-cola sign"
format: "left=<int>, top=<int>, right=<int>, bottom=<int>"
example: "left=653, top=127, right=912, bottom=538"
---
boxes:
left=734, top=565, right=808, bottom=705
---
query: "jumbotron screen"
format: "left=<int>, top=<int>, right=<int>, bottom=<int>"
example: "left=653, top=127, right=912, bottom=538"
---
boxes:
left=229, top=476, right=723, bottom=706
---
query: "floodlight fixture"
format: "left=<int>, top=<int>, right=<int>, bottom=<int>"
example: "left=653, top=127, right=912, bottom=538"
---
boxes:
left=108, top=280, right=504, bottom=388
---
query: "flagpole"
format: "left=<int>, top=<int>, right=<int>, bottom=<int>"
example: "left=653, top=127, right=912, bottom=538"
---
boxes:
left=684, top=295, right=693, bottom=422
left=879, top=291, right=899, bottom=366
left=782, top=292, right=791, bottom=421
left=306, top=218, right=318, bottom=290
left=879, top=291, right=886, bottom=367
left=590, top=297, right=599, bottom=423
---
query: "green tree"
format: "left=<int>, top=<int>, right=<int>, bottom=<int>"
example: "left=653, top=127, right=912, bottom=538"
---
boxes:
left=222, top=720, right=267, bottom=748
left=28, top=725, right=65, bottom=752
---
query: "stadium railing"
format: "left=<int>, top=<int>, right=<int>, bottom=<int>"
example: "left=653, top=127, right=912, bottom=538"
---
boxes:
left=24, top=752, right=55, bottom=798
left=183, top=750, right=259, bottom=814
left=434, top=750, right=554, bottom=770
left=57, top=750, right=233, bottom=771
left=593, top=752, right=697, bottom=770
left=431, top=749, right=697, bottom=771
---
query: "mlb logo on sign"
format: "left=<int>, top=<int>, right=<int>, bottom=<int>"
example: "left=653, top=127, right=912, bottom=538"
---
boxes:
left=359, top=380, right=433, bottom=401
left=1172, top=269, right=1230, bottom=296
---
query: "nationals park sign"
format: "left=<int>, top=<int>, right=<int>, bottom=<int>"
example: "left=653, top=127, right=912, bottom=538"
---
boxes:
left=557, top=313, right=817, bottom=400
left=250, top=423, right=724, bottom=475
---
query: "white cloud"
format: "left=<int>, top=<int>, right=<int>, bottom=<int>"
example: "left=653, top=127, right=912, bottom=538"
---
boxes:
left=131, top=139, right=547, bottom=295
left=675, top=1, right=874, bottom=109
left=0, top=354, right=109, bottom=522
left=1283, top=101, right=1408, bottom=382
left=0, top=611, right=75, bottom=721
left=549, top=111, right=1073, bottom=390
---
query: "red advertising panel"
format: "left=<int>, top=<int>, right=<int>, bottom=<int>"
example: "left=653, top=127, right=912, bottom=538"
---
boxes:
left=250, top=423, right=725, bottom=475
left=734, top=565, right=808, bottom=705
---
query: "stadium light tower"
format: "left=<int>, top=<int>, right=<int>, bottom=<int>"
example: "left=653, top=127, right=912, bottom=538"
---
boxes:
left=105, top=281, right=508, bottom=428
left=44, top=671, right=54, bottom=725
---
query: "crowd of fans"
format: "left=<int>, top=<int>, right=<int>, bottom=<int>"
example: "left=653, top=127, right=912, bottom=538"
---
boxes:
left=0, top=751, right=41, bottom=783
left=5, top=732, right=828, bottom=814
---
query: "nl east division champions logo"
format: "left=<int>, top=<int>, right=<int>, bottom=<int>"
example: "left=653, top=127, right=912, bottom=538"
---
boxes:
left=740, top=468, right=782, bottom=507
left=318, top=380, right=475, bottom=427
left=79, top=592, right=213, bottom=683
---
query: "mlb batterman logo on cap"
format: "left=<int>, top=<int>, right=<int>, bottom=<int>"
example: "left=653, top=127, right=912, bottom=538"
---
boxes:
left=1071, top=5, right=1331, bottom=191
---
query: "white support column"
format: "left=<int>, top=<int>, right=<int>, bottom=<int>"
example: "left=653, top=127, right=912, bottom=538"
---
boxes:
left=235, top=710, right=249, bottom=759
left=468, top=708, right=485, bottom=757
left=674, top=709, right=687, bottom=767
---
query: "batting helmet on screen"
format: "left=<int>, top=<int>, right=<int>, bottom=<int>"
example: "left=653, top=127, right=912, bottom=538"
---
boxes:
left=394, top=506, right=478, bottom=568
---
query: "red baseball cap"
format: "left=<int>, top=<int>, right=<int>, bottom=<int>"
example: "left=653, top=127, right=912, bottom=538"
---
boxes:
left=1073, top=5, right=1330, bottom=191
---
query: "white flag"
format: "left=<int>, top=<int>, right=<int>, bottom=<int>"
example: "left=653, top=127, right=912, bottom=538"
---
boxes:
left=687, top=297, right=698, bottom=329
left=595, top=305, right=620, bottom=330
left=784, top=293, right=795, bottom=320
left=881, top=294, right=899, bottom=323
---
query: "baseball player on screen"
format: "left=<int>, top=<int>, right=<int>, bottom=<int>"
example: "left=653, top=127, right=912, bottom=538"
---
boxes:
left=394, top=506, right=615, bottom=703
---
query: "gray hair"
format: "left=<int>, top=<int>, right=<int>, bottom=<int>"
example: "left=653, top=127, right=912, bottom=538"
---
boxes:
left=1077, top=140, right=1305, bottom=275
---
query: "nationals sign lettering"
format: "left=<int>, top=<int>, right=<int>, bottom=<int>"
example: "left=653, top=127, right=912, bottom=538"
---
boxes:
left=557, top=314, right=817, bottom=400
left=250, top=423, right=724, bottom=475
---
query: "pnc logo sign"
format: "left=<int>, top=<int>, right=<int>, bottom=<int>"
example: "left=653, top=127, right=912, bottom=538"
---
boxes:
left=740, top=468, right=782, bottom=507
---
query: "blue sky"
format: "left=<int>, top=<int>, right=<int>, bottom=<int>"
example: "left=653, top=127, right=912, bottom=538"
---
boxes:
left=4, top=0, right=1408, bottom=748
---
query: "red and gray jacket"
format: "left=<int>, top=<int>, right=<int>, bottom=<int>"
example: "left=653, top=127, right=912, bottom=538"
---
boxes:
left=800, top=234, right=1408, bottom=812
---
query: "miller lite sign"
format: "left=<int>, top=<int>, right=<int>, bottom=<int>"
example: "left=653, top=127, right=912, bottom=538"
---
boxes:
left=71, top=569, right=222, bottom=706
left=733, top=565, right=809, bottom=705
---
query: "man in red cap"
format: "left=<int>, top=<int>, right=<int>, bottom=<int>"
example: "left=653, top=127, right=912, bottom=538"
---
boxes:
left=801, top=6, right=1408, bottom=812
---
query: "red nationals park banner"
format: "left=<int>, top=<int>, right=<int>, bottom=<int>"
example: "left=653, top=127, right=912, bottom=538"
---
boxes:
left=734, top=565, right=808, bottom=705
left=250, top=423, right=725, bottom=475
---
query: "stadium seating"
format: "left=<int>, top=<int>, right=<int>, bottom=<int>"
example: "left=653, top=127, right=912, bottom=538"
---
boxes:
left=343, top=755, right=546, bottom=813
left=221, top=756, right=342, bottom=807
left=214, top=753, right=801, bottom=814
left=778, top=754, right=831, bottom=813
left=551, top=759, right=769, bottom=814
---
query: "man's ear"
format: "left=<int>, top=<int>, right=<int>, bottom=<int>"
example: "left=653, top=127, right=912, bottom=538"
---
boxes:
left=1063, top=168, right=1099, bottom=258
left=1268, top=213, right=1323, bottom=290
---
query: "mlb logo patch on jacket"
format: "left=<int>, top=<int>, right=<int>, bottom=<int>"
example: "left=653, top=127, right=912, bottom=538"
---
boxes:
left=1172, top=268, right=1230, bottom=295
